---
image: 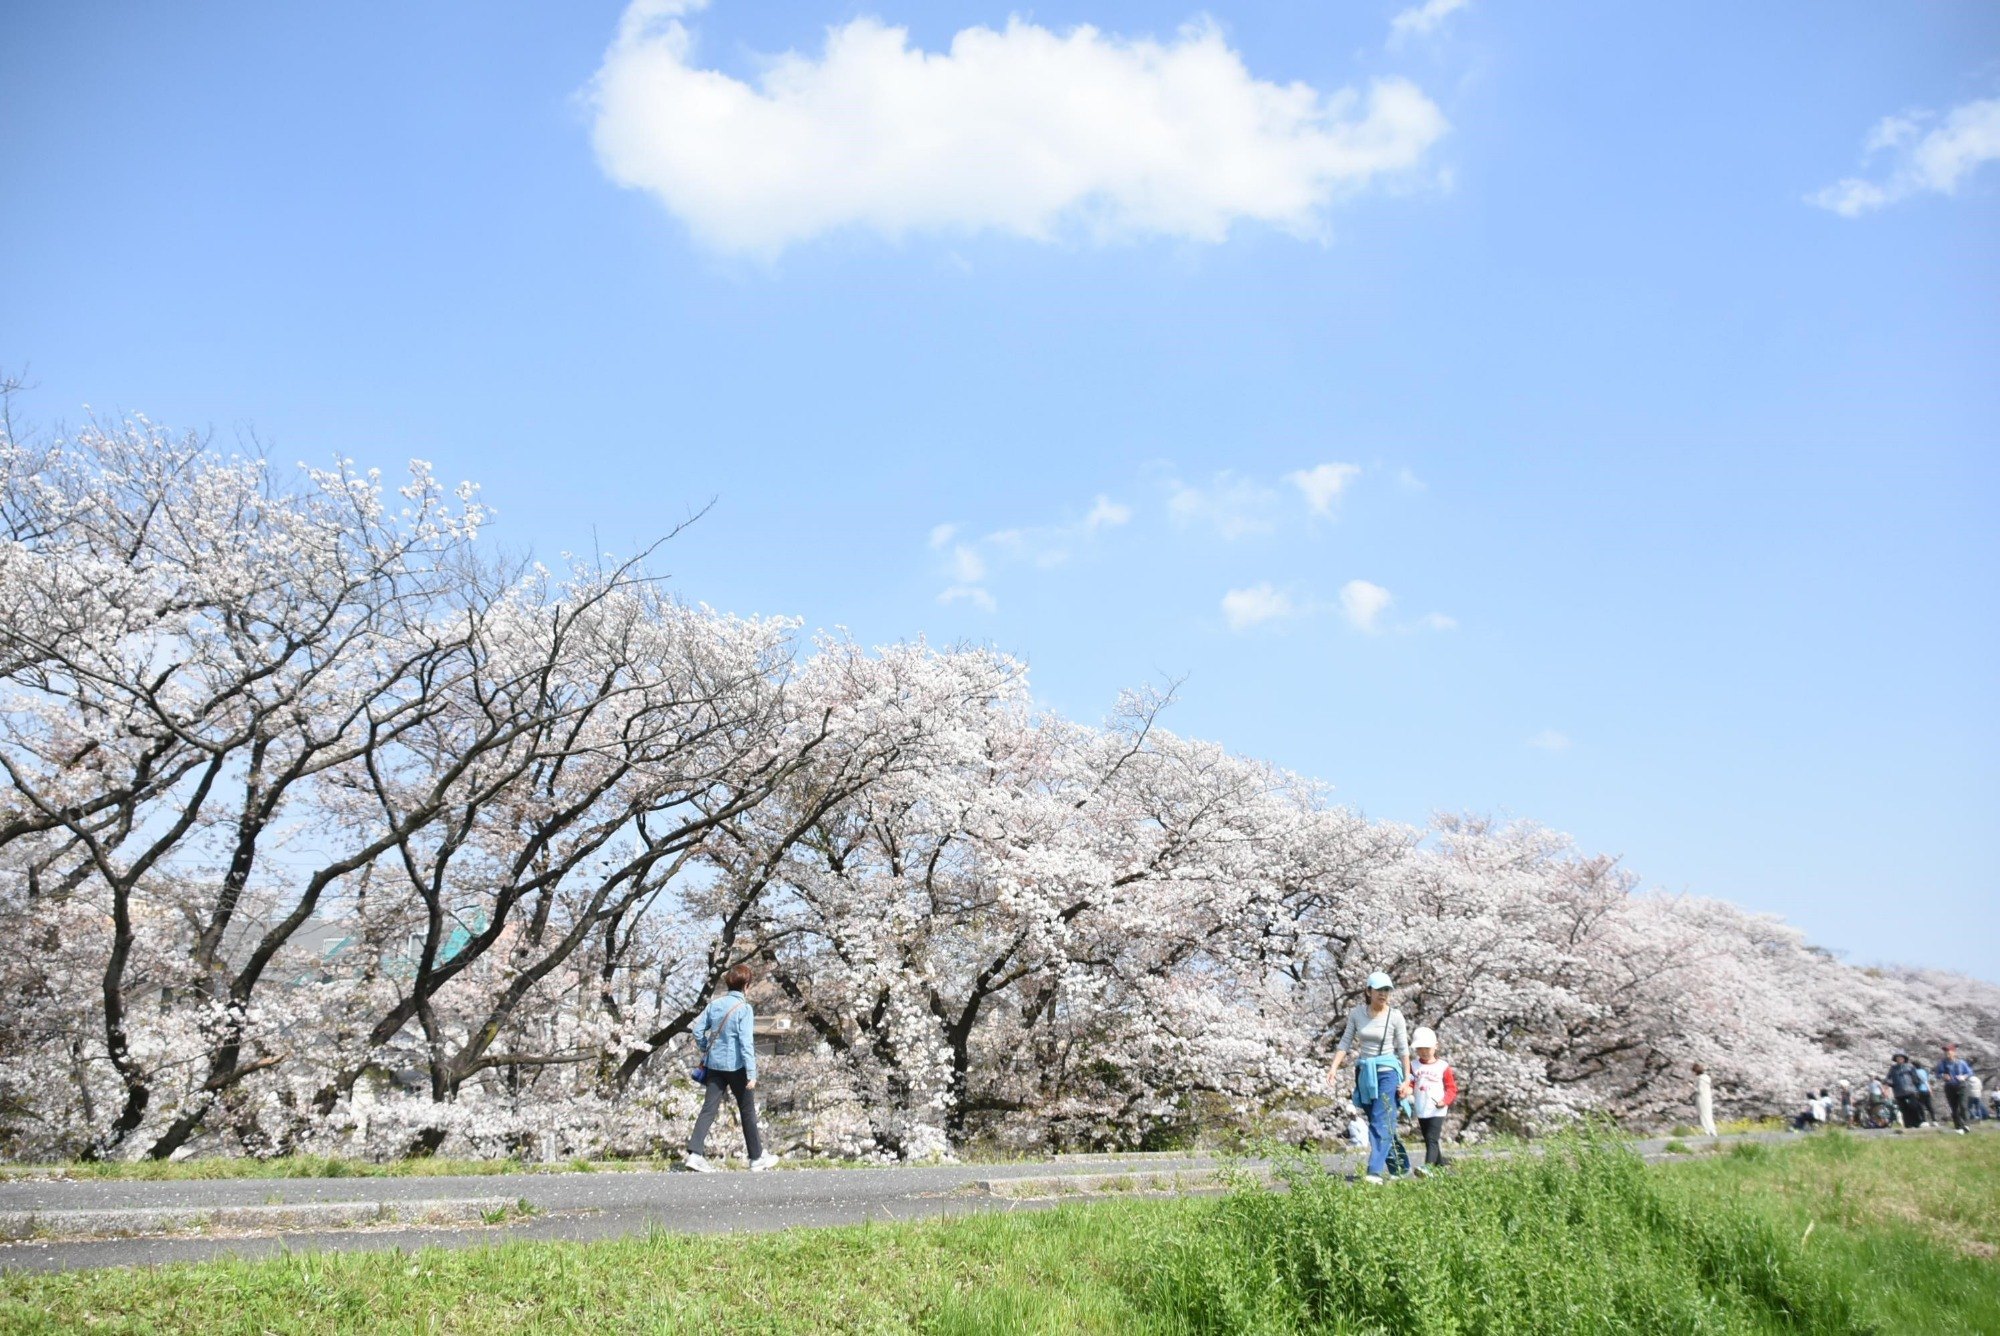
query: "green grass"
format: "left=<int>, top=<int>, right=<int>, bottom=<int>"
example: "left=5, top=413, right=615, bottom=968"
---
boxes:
left=1145, top=1128, right=1999, bottom=1334
left=2, top=1131, right=1994, bottom=1333
left=1667, top=1117, right=1787, bottom=1139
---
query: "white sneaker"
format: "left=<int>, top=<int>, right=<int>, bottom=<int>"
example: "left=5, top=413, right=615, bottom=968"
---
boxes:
left=749, top=1153, right=779, bottom=1172
left=682, top=1153, right=714, bottom=1173
left=1363, top=1174, right=1385, bottom=1185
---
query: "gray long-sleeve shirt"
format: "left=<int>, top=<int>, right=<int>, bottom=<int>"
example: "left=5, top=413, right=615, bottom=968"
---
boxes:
left=1337, top=1003, right=1410, bottom=1066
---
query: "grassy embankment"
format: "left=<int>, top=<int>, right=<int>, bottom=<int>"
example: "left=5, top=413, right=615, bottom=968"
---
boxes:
left=1, top=1129, right=1994, bottom=1334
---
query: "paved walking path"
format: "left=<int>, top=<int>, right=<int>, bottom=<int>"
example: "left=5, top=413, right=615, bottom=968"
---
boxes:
left=0, top=1127, right=1902, bottom=1274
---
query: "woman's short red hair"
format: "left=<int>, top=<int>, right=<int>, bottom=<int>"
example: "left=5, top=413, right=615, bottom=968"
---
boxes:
left=725, top=964, right=754, bottom=991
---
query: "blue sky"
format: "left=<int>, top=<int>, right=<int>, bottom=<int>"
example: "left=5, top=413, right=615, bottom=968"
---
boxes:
left=3, top=1, right=1996, bottom=975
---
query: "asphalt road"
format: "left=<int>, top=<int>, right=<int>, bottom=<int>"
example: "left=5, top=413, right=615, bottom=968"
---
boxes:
left=0, top=1150, right=1279, bottom=1273
left=0, top=1129, right=1835, bottom=1274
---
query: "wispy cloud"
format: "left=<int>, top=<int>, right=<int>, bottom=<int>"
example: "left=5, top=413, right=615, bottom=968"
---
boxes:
left=1389, top=0, right=1472, bottom=45
left=1286, top=462, right=1363, bottom=517
left=1221, top=578, right=1451, bottom=635
left=938, top=585, right=997, bottom=613
left=1528, top=730, right=1571, bottom=751
left=1222, top=583, right=1299, bottom=632
left=934, top=461, right=1455, bottom=633
left=985, top=529, right=1070, bottom=570
left=948, top=544, right=987, bottom=584
left=930, top=491, right=1134, bottom=609
left=1809, top=96, right=2000, bottom=217
left=1084, top=495, right=1133, bottom=532
left=1167, top=472, right=1280, bottom=540
left=1338, top=579, right=1394, bottom=633
left=590, top=1, right=1448, bottom=255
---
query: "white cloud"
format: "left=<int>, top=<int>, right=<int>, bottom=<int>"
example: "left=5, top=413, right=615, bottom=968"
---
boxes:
left=1084, top=494, right=1132, bottom=532
left=948, top=544, right=987, bottom=584
left=938, top=585, right=997, bottom=612
left=1810, top=179, right=1890, bottom=217
left=1809, top=97, right=2000, bottom=216
left=590, top=1, right=1449, bottom=255
left=1218, top=579, right=1447, bottom=635
left=1287, top=462, right=1363, bottom=516
left=1528, top=730, right=1571, bottom=751
left=1390, top=0, right=1472, bottom=45
left=1338, top=579, right=1394, bottom=633
left=1865, top=114, right=1924, bottom=155
left=1396, top=467, right=1427, bottom=491
left=1222, top=583, right=1298, bottom=631
left=987, top=528, right=1071, bottom=569
left=1167, top=472, right=1279, bottom=540
left=931, top=490, right=1132, bottom=606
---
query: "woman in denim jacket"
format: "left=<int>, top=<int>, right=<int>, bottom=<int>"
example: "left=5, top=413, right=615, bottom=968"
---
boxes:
left=683, top=964, right=776, bottom=1172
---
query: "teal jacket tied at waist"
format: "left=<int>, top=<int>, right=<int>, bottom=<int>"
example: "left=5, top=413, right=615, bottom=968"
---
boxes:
left=1352, top=1053, right=1405, bottom=1110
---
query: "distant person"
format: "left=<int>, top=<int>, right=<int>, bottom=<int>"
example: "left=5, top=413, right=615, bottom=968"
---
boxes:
left=1408, top=1026, right=1458, bottom=1176
left=1861, top=1076, right=1893, bottom=1129
left=1693, top=1062, right=1717, bottom=1137
left=1888, top=1053, right=1925, bottom=1130
left=1862, top=1077, right=1893, bottom=1129
left=1329, top=970, right=1412, bottom=1184
left=1969, top=1072, right=1986, bottom=1123
left=1936, top=1042, right=1974, bottom=1135
left=1915, top=1062, right=1935, bottom=1125
left=1837, top=1079, right=1853, bottom=1127
left=1792, top=1090, right=1823, bottom=1132
left=683, top=964, right=777, bottom=1173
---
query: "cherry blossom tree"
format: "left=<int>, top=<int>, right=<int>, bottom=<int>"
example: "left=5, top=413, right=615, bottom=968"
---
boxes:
left=2, top=404, right=1993, bottom=1163
left=0, top=415, right=486, bottom=1157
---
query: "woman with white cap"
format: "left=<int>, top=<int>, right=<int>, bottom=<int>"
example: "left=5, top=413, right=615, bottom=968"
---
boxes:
left=1329, top=970, right=1412, bottom=1184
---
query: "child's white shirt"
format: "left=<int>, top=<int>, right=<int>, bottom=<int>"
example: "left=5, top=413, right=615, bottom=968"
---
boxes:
left=1411, top=1057, right=1453, bottom=1119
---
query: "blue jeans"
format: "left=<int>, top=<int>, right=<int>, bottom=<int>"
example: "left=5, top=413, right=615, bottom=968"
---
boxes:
left=1366, top=1066, right=1399, bottom=1177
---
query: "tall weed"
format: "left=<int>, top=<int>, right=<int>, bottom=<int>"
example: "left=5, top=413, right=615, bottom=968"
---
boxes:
left=1144, top=1131, right=1878, bottom=1335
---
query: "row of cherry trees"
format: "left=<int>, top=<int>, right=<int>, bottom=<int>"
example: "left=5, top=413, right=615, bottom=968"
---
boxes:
left=1, top=416, right=1993, bottom=1161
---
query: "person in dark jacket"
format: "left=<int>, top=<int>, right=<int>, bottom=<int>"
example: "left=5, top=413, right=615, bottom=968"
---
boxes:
left=1936, top=1042, right=1974, bottom=1135
left=1887, top=1053, right=1925, bottom=1130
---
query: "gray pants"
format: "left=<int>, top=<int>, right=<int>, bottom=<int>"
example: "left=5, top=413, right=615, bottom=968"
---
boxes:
left=689, top=1067, right=762, bottom=1160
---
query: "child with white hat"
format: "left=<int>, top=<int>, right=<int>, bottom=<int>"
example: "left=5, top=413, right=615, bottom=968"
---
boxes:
left=1409, top=1026, right=1458, bottom=1175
